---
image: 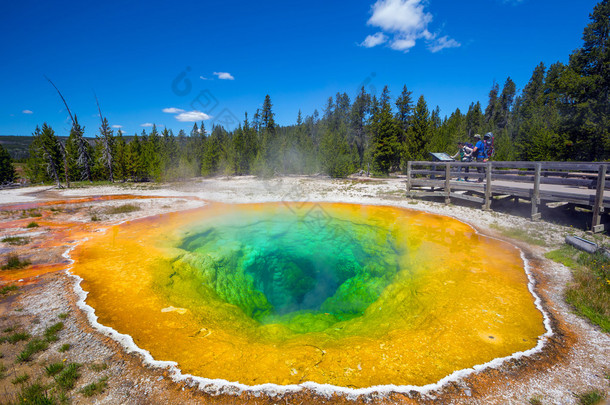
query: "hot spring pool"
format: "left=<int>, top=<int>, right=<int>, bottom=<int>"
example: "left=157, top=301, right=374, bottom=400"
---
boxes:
left=71, top=202, right=546, bottom=389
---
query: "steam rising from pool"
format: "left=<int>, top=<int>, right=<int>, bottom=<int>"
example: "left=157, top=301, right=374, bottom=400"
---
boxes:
left=72, top=202, right=546, bottom=388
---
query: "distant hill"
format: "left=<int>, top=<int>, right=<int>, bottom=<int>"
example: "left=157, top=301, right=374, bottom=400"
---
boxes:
left=0, top=136, right=34, bottom=161
left=0, top=135, right=134, bottom=162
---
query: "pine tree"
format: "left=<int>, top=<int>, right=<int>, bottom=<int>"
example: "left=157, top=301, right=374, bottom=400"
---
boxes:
left=33, top=124, right=63, bottom=186
left=114, top=130, right=127, bottom=181
left=0, top=145, right=16, bottom=184
left=561, top=0, right=610, bottom=160
left=144, top=125, right=162, bottom=180
left=65, top=127, right=80, bottom=182
left=350, top=87, right=371, bottom=169
left=407, top=95, right=432, bottom=162
left=320, top=125, right=353, bottom=178
left=395, top=85, right=414, bottom=143
left=258, top=95, right=278, bottom=175
left=70, top=116, right=92, bottom=182
left=465, top=102, right=485, bottom=137
left=126, top=133, right=144, bottom=180
left=497, top=77, right=516, bottom=129
left=371, top=86, right=401, bottom=175
left=484, top=81, right=500, bottom=129
left=201, top=125, right=224, bottom=176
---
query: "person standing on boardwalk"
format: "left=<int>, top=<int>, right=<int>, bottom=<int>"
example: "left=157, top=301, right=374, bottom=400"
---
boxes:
left=471, top=134, right=486, bottom=181
left=452, top=142, right=473, bottom=181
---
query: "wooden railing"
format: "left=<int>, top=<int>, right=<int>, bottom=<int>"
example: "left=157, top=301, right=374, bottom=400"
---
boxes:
left=406, top=161, right=609, bottom=232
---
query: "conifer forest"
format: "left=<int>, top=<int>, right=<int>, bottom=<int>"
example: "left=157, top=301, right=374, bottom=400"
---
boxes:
left=16, top=0, right=610, bottom=184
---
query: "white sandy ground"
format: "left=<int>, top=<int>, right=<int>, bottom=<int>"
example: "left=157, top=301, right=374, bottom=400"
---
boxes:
left=1, top=176, right=609, bottom=404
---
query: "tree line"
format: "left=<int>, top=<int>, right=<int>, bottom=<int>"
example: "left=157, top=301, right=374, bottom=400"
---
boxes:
left=19, top=0, right=609, bottom=185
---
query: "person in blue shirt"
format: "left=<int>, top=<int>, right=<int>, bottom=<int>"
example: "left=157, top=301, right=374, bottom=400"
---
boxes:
left=471, top=134, right=486, bottom=182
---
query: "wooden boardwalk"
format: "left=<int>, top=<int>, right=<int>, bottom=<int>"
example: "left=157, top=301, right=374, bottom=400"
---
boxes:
left=406, top=161, right=609, bottom=232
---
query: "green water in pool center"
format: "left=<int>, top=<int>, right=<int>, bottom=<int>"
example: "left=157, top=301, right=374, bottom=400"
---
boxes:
left=168, top=210, right=405, bottom=333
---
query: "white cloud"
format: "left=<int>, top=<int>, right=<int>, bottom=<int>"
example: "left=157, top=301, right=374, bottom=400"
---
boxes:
left=368, top=0, right=432, bottom=34
left=200, top=76, right=210, bottom=80
left=213, top=72, right=235, bottom=80
left=111, top=125, right=123, bottom=129
left=428, top=35, right=461, bottom=52
left=162, top=107, right=185, bottom=113
left=141, top=123, right=154, bottom=127
left=175, top=111, right=211, bottom=122
left=22, top=109, right=33, bottom=114
left=390, top=36, right=416, bottom=51
left=363, top=0, right=460, bottom=53
left=360, top=32, right=388, bottom=48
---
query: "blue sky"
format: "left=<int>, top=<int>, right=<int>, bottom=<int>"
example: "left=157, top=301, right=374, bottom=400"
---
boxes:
left=0, top=0, right=599, bottom=136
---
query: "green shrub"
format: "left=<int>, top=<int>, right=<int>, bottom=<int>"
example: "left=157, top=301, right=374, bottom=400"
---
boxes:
left=546, top=245, right=610, bottom=332
left=104, top=204, right=141, bottom=215
left=79, top=376, right=108, bottom=397
left=16, top=383, right=57, bottom=405
left=16, top=338, right=49, bottom=362
left=1, top=236, right=30, bottom=246
left=54, top=363, right=81, bottom=390
left=0, top=285, right=18, bottom=295
left=5, top=332, right=30, bottom=344
left=11, top=373, right=29, bottom=384
left=45, top=362, right=65, bottom=377
left=2, top=254, right=31, bottom=270
left=43, top=322, right=64, bottom=342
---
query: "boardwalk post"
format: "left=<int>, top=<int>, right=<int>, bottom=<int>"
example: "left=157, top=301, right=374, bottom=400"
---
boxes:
left=531, top=163, right=542, bottom=221
left=406, top=161, right=412, bottom=197
left=444, top=162, right=451, bottom=204
left=592, top=164, right=606, bottom=233
left=483, top=162, right=492, bottom=210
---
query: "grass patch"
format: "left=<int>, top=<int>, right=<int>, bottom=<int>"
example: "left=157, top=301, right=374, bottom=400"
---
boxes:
left=26, top=221, right=39, bottom=228
left=16, top=338, right=49, bottom=362
left=58, top=344, right=70, bottom=353
left=104, top=203, right=141, bottom=215
left=57, top=313, right=68, bottom=320
left=43, top=322, right=64, bottom=342
left=1, top=332, right=31, bottom=344
left=0, top=285, right=18, bottom=295
left=2, top=254, right=31, bottom=270
left=79, top=376, right=108, bottom=397
left=15, top=383, right=57, bottom=405
left=22, top=209, right=42, bottom=218
left=54, top=362, right=81, bottom=390
left=546, top=245, right=610, bottom=332
left=89, top=363, right=107, bottom=372
left=90, top=214, right=101, bottom=222
left=11, top=373, right=29, bottom=385
left=3, top=325, right=17, bottom=333
left=575, top=389, right=606, bottom=405
left=528, top=397, right=543, bottom=405
left=489, top=223, right=547, bottom=246
left=45, top=362, right=65, bottom=377
left=0, top=363, right=7, bottom=379
left=1, top=236, right=31, bottom=246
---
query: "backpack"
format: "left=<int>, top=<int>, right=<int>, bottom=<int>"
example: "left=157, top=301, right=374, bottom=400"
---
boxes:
left=484, top=132, right=494, bottom=158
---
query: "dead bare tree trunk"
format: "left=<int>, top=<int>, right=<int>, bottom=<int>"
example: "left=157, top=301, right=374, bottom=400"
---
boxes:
left=46, top=76, right=92, bottom=183
left=95, top=93, right=114, bottom=183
